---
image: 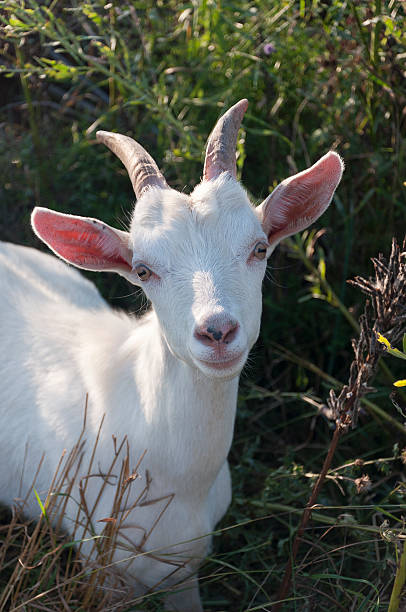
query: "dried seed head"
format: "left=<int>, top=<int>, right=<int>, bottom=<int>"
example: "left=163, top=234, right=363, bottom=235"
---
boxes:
left=329, top=237, right=406, bottom=431
left=354, top=474, right=371, bottom=494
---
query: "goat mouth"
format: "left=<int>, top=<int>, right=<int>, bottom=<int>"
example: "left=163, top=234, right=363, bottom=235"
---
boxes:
left=198, top=354, right=244, bottom=371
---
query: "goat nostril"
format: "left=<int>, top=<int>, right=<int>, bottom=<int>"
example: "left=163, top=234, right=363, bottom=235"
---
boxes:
left=223, top=322, right=239, bottom=344
left=194, top=329, right=214, bottom=346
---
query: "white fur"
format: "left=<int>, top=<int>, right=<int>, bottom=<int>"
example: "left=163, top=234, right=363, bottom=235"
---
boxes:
left=0, top=154, right=342, bottom=611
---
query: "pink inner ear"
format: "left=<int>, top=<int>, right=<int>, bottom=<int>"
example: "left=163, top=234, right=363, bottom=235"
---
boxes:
left=261, top=151, right=344, bottom=244
left=32, top=209, right=132, bottom=272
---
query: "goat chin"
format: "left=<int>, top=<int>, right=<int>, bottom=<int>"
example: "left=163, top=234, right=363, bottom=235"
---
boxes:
left=0, top=98, right=343, bottom=610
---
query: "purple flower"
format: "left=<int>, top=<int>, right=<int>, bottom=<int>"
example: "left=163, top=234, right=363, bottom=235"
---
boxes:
left=263, top=43, right=276, bottom=56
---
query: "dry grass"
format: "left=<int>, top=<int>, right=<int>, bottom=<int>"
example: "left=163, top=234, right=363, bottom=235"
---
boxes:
left=0, top=400, right=165, bottom=611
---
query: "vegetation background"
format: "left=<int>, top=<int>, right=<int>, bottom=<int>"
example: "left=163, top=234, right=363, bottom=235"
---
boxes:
left=0, top=0, right=405, bottom=610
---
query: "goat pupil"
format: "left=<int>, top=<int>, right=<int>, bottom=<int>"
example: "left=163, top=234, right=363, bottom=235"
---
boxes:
left=254, top=243, right=267, bottom=260
left=136, top=265, right=149, bottom=279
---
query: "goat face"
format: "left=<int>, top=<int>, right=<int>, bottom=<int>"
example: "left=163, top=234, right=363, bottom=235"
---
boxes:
left=129, top=175, right=268, bottom=379
left=31, top=100, right=343, bottom=382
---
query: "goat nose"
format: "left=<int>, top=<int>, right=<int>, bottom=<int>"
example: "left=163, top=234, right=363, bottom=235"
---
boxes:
left=194, top=317, right=239, bottom=347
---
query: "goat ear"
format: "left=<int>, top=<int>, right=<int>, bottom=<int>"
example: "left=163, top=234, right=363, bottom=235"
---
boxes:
left=256, top=152, right=344, bottom=246
left=31, top=207, right=133, bottom=276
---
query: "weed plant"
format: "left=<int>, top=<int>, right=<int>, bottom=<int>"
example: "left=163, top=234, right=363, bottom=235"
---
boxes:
left=0, top=1, right=406, bottom=610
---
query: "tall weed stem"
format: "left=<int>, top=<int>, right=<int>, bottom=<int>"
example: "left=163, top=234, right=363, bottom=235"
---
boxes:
left=388, top=539, right=406, bottom=612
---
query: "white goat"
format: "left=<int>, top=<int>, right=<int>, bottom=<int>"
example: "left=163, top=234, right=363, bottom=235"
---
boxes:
left=0, top=99, right=343, bottom=611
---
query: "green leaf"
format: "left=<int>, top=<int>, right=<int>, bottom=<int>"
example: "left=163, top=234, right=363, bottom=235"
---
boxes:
left=318, top=256, right=326, bottom=281
left=33, top=488, right=49, bottom=524
left=377, top=333, right=406, bottom=360
left=387, top=347, right=406, bottom=361
left=8, top=17, right=26, bottom=28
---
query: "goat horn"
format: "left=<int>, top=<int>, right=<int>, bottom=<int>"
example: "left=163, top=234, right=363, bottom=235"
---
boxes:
left=96, top=131, right=169, bottom=199
left=203, top=99, right=248, bottom=181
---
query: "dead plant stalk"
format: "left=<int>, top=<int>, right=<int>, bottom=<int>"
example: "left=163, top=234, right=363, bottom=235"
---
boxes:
left=273, top=237, right=406, bottom=610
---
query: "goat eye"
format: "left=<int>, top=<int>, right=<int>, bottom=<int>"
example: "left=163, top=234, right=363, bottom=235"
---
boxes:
left=134, top=264, right=152, bottom=281
left=253, top=242, right=268, bottom=260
